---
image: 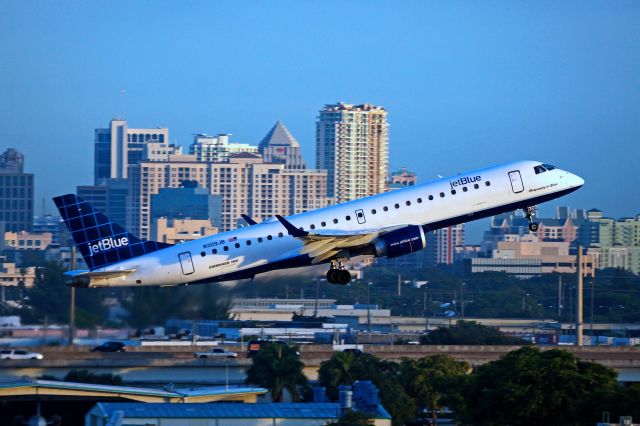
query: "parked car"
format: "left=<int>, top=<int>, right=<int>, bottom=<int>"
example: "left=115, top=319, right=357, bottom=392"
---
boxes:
left=0, top=349, right=44, bottom=360
left=91, top=341, right=126, bottom=352
left=195, top=348, right=238, bottom=359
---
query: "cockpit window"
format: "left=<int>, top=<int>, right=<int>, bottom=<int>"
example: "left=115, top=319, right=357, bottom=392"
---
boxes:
left=542, top=163, right=556, bottom=170
left=534, top=165, right=547, bottom=174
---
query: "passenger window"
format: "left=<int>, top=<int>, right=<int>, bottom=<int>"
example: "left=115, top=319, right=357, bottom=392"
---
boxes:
left=212, top=249, right=217, bottom=254
left=278, top=232, right=283, bottom=237
left=406, top=201, right=411, bottom=206
left=257, top=237, right=263, bottom=243
left=333, top=218, right=338, bottom=224
left=428, top=195, right=434, bottom=200
left=321, top=221, right=326, bottom=227
left=246, top=240, right=251, bottom=246
left=310, top=224, right=316, bottom=230
left=440, top=192, right=445, bottom=198
left=357, top=212, right=364, bottom=218
left=372, top=209, right=377, bottom=214
left=417, top=198, right=422, bottom=203
left=346, top=215, right=351, bottom=221
left=462, top=186, right=468, bottom=192
left=451, top=190, right=456, bottom=195
left=474, top=184, right=479, bottom=189
left=394, top=203, right=400, bottom=209
left=485, top=181, right=491, bottom=186
left=200, top=252, right=206, bottom=257
left=383, top=206, right=389, bottom=212
left=223, top=246, right=229, bottom=251
left=267, top=235, right=273, bottom=240
left=234, top=243, right=240, bottom=248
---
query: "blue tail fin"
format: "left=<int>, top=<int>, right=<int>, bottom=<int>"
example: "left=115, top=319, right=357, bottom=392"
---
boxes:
left=53, top=194, right=171, bottom=270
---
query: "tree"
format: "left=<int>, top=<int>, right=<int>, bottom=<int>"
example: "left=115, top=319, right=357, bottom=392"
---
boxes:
left=462, top=346, right=619, bottom=426
left=63, top=369, right=123, bottom=385
left=245, top=342, right=307, bottom=402
left=326, top=410, right=373, bottom=426
left=400, top=355, right=469, bottom=425
left=318, top=353, right=416, bottom=426
left=420, top=320, right=529, bottom=345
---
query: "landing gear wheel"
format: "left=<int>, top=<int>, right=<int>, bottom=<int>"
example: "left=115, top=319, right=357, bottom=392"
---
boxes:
left=523, top=206, right=539, bottom=233
left=326, top=269, right=339, bottom=284
left=326, top=260, right=351, bottom=285
left=336, top=270, right=351, bottom=285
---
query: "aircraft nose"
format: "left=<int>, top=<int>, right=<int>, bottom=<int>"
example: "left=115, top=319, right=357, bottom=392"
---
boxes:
left=569, top=173, right=585, bottom=188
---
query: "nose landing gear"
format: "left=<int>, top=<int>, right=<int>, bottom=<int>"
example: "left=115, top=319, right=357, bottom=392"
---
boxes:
left=326, top=260, right=351, bottom=285
left=523, top=206, right=539, bottom=232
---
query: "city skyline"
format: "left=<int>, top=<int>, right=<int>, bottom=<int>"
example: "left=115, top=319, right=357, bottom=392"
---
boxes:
left=1, top=2, right=639, bottom=240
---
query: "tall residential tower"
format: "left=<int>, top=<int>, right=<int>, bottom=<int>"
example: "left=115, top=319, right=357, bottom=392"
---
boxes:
left=316, top=103, right=388, bottom=203
left=0, top=148, right=34, bottom=232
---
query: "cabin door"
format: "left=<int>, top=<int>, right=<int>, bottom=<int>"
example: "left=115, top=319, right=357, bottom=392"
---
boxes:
left=508, top=170, right=524, bottom=193
left=178, top=252, right=195, bottom=275
left=355, top=209, right=366, bottom=224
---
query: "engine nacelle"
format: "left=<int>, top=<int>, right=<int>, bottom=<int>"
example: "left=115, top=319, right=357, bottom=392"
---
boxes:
left=373, top=225, right=426, bottom=258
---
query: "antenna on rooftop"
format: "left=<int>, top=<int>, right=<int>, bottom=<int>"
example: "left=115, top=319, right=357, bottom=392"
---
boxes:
left=119, top=89, right=126, bottom=119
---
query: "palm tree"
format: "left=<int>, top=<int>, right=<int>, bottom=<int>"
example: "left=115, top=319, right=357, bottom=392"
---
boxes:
left=245, top=342, right=307, bottom=402
left=400, top=355, right=469, bottom=425
left=320, top=351, right=357, bottom=390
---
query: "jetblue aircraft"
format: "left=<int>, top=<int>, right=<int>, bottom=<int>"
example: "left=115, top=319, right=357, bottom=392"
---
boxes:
left=54, top=160, right=583, bottom=288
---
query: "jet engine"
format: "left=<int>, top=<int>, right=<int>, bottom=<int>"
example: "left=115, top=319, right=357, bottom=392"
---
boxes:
left=373, top=225, right=426, bottom=258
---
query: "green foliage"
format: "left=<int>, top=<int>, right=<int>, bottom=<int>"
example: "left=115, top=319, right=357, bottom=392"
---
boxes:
left=400, top=355, right=470, bottom=424
left=123, top=285, right=231, bottom=328
left=291, top=313, right=333, bottom=323
left=63, top=369, right=123, bottom=385
left=245, top=342, right=307, bottom=402
left=461, top=346, right=619, bottom=426
left=420, top=320, right=529, bottom=345
left=318, top=352, right=415, bottom=426
left=16, top=262, right=107, bottom=326
left=326, top=410, right=373, bottom=426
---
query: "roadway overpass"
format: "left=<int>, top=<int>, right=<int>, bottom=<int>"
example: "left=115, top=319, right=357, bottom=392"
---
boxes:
left=2, top=344, right=640, bottom=385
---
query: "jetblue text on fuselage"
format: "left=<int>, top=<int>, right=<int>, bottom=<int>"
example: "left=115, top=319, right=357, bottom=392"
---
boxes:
left=88, top=237, right=129, bottom=255
left=450, top=175, right=482, bottom=190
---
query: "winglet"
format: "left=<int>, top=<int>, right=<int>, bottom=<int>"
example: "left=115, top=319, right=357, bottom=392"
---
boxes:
left=275, top=215, right=309, bottom=238
left=241, top=214, right=257, bottom=226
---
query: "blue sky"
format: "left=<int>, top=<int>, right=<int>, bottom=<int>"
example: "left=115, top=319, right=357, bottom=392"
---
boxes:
left=1, top=1, right=639, bottom=242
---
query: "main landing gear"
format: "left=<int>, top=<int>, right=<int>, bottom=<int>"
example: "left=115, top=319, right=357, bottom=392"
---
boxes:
left=523, top=206, right=539, bottom=232
left=326, top=260, right=351, bottom=285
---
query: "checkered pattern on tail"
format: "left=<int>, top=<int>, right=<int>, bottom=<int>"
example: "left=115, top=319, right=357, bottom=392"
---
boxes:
left=53, top=194, right=171, bottom=270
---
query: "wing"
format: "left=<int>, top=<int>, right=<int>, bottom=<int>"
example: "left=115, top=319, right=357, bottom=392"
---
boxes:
left=274, top=215, right=407, bottom=264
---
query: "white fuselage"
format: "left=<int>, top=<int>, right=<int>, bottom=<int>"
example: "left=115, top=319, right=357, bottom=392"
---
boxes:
left=89, top=160, right=584, bottom=287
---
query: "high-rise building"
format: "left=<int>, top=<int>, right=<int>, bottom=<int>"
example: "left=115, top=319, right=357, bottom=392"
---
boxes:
left=77, top=178, right=129, bottom=228
left=316, top=103, right=388, bottom=203
left=189, top=134, right=258, bottom=163
left=150, top=182, right=222, bottom=225
left=259, top=121, right=306, bottom=169
left=425, top=224, right=465, bottom=266
left=94, top=118, right=171, bottom=183
left=0, top=148, right=34, bottom=232
left=128, top=154, right=328, bottom=238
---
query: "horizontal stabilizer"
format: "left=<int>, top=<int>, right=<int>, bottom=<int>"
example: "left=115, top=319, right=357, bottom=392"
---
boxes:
left=64, top=269, right=136, bottom=288
left=65, top=269, right=136, bottom=278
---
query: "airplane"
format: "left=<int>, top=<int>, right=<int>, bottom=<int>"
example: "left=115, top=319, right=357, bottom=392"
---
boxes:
left=53, top=160, right=584, bottom=288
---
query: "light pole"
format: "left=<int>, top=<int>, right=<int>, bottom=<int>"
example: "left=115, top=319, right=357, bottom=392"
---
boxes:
left=461, top=282, right=466, bottom=320
left=367, top=282, right=372, bottom=339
